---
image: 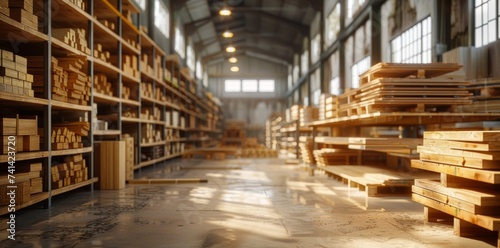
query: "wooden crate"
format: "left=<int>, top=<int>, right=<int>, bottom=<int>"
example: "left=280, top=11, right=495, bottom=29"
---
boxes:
left=95, top=141, right=125, bottom=190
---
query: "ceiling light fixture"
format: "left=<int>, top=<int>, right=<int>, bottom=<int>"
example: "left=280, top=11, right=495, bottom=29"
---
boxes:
left=228, top=57, right=238, bottom=63
left=219, top=7, right=231, bottom=16
left=226, top=45, right=236, bottom=53
left=230, top=66, right=239, bottom=72
left=222, top=30, right=234, bottom=38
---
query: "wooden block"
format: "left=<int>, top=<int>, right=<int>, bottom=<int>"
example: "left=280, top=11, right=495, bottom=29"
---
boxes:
left=454, top=218, right=497, bottom=237
left=23, top=135, right=39, bottom=151
left=0, top=181, right=30, bottom=205
left=1, top=136, right=23, bottom=154
left=1, top=59, right=16, bottom=70
left=0, top=117, right=17, bottom=135
left=9, top=7, right=37, bottom=27
left=8, top=0, right=34, bottom=11
left=0, top=67, right=18, bottom=78
left=18, top=116, right=37, bottom=135
left=29, top=177, right=43, bottom=194
left=15, top=162, right=42, bottom=173
left=1, top=50, right=14, bottom=61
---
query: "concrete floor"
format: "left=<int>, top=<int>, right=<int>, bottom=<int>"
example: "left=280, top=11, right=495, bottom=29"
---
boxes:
left=1, top=158, right=497, bottom=248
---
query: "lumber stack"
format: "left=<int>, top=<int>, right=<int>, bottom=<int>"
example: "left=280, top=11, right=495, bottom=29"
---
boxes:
left=92, top=103, right=108, bottom=131
left=141, top=146, right=163, bottom=161
left=122, top=54, right=139, bottom=80
left=154, top=55, right=163, bottom=80
left=0, top=162, right=42, bottom=206
left=141, top=123, right=162, bottom=144
left=0, top=50, right=34, bottom=96
left=95, top=141, right=125, bottom=190
left=51, top=154, right=88, bottom=189
left=141, top=82, right=153, bottom=98
left=122, top=106, right=137, bottom=119
left=313, top=148, right=359, bottom=166
left=51, top=122, right=89, bottom=150
left=94, top=43, right=111, bottom=64
left=0, top=0, right=9, bottom=16
left=299, top=137, right=315, bottom=165
left=338, top=63, right=471, bottom=116
left=52, top=28, right=90, bottom=55
left=456, top=79, right=500, bottom=113
left=141, top=53, right=153, bottom=76
left=411, top=131, right=500, bottom=245
left=155, top=86, right=165, bottom=101
left=29, top=56, right=91, bottom=105
left=0, top=115, right=39, bottom=154
left=290, top=105, right=301, bottom=121
left=67, top=0, right=86, bottom=11
left=140, top=107, right=161, bottom=121
left=299, top=106, right=319, bottom=126
left=94, top=74, right=114, bottom=96
left=8, top=0, right=38, bottom=29
left=97, top=19, right=116, bottom=32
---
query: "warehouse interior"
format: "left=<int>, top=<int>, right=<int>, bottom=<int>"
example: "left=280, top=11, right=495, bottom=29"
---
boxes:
left=1, top=0, right=500, bottom=247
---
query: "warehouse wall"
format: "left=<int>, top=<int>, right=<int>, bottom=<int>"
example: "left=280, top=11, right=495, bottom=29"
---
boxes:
left=207, top=55, right=287, bottom=127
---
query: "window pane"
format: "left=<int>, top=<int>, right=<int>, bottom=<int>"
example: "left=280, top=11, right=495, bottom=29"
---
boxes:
left=242, top=80, right=258, bottom=92
left=154, top=0, right=169, bottom=38
left=330, top=77, right=340, bottom=95
left=259, top=80, right=275, bottom=92
left=488, top=21, right=496, bottom=43
left=225, top=80, right=241, bottom=92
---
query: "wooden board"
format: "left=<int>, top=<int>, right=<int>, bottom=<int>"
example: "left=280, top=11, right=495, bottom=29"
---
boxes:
left=412, top=160, right=500, bottom=184
left=414, top=179, right=500, bottom=206
left=417, top=146, right=500, bottom=160
left=419, top=152, right=500, bottom=169
left=412, top=193, right=500, bottom=231
left=423, top=139, right=500, bottom=152
left=424, top=131, right=500, bottom=142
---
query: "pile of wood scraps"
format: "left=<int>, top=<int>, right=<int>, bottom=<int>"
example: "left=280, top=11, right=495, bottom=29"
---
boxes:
left=51, top=154, right=88, bottom=189
left=51, top=122, right=89, bottom=150
left=0, top=49, right=34, bottom=97
left=411, top=130, right=500, bottom=245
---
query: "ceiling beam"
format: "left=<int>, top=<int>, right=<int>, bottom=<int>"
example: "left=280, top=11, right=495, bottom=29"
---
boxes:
left=201, top=45, right=293, bottom=64
left=233, top=7, right=309, bottom=35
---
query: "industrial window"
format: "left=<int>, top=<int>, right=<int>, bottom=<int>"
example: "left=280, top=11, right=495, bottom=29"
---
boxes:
left=391, top=16, right=431, bottom=63
left=347, top=0, right=366, bottom=19
left=135, top=0, right=146, bottom=10
left=187, top=45, right=195, bottom=72
left=330, top=76, right=340, bottom=95
left=311, top=34, right=321, bottom=64
left=301, top=51, right=309, bottom=76
left=474, top=0, right=498, bottom=47
left=203, top=71, right=208, bottom=88
left=154, top=0, right=169, bottom=38
left=259, top=80, right=275, bottom=92
left=293, top=64, right=299, bottom=83
left=196, top=60, right=202, bottom=80
left=325, top=3, right=340, bottom=49
left=351, top=56, right=370, bottom=89
left=175, top=27, right=185, bottom=58
left=242, top=80, right=258, bottom=92
left=311, top=69, right=321, bottom=106
left=225, top=80, right=241, bottom=92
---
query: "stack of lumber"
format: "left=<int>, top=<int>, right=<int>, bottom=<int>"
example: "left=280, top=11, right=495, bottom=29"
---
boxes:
left=154, top=55, right=163, bottom=80
left=122, top=54, right=139, bottom=80
left=95, top=141, right=125, bottom=190
left=141, top=82, right=153, bottom=98
left=165, top=128, right=179, bottom=140
left=313, top=148, right=359, bottom=166
left=339, top=63, right=471, bottom=116
left=155, top=86, right=165, bottom=101
left=0, top=115, right=39, bottom=154
left=300, top=106, right=319, bottom=126
left=51, top=122, right=89, bottom=150
left=140, top=107, right=161, bottom=121
left=122, top=85, right=131, bottom=100
left=94, top=43, right=111, bottom=64
left=442, top=46, right=488, bottom=80
left=29, top=56, right=91, bottom=105
left=318, top=94, right=330, bottom=120
left=123, top=135, right=135, bottom=180
left=124, top=38, right=139, bottom=50
left=51, top=154, right=88, bottom=189
left=0, top=162, right=42, bottom=206
left=0, top=1, right=9, bottom=16
left=141, top=123, right=162, bottom=144
left=8, top=0, right=38, bottom=29
left=325, top=95, right=339, bottom=119
left=164, top=68, right=172, bottom=83
left=0, top=50, right=34, bottom=96
left=347, top=137, right=421, bottom=157
left=97, top=19, right=116, bottom=31
left=411, top=131, right=500, bottom=245
left=290, top=105, right=301, bottom=121
left=240, top=148, right=278, bottom=158
left=456, top=79, right=500, bottom=113
left=94, top=74, right=114, bottom=96
left=141, top=53, right=153, bottom=75
left=299, top=137, right=315, bottom=165
left=141, top=146, right=163, bottom=161
left=92, top=103, right=108, bottom=131
left=52, top=28, right=90, bottom=55
left=67, top=0, right=86, bottom=11
left=122, top=106, right=137, bottom=118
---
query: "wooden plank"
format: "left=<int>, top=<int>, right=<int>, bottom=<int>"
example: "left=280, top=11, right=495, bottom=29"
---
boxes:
left=417, top=146, right=500, bottom=160
left=95, top=141, right=125, bottom=190
left=127, top=179, right=208, bottom=184
left=419, top=152, right=500, bottom=169
left=423, top=139, right=500, bottom=152
left=412, top=160, right=500, bottom=184
left=424, top=131, right=500, bottom=142
left=412, top=193, right=500, bottom=231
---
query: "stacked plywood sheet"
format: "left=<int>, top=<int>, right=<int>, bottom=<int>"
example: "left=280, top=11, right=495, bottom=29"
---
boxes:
left=313, top=148, right=359, bottom=166
left=51, top=122, right=89, bottom=150
left=51, top=154, right=88, bottom=189
left=339, top=63, right=471, bottom=116
left=52, top=28, right=90, bottom=55
left=0, top=115, right=39, bottom=154
left=0, top=50, right=34, bottom=96
left=8, top=0, right=38, bottom=29
left=94, top=74, right=114, bottom=96
left=456, top=79, right=500, bottom=113
left=412, top=131, right=500, bottom=245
